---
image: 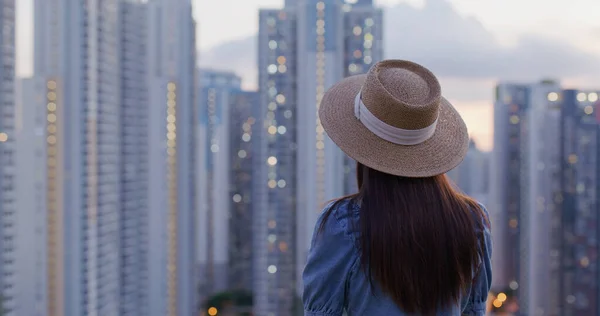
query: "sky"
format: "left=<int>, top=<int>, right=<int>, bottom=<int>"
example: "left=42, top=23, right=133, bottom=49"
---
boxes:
left=16, top=0, right=600, bottom=150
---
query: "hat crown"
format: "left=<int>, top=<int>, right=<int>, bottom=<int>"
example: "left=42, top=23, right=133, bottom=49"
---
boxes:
left=360, top=60, right=442, bottom=130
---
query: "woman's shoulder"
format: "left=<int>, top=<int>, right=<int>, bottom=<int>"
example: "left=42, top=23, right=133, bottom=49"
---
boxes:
left=312, top=197, right=361, bottom=249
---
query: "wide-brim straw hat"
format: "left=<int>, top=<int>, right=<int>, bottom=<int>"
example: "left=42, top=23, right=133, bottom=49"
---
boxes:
left=319, top=60, right=469, bottom=178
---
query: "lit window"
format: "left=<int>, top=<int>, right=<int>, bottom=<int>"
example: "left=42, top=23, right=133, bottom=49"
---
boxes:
left=365, top=18, right=374, bottom=27
left=584, top=105, right=593, bottom=115
left=277, top=56, right=286, bottom=65
left=566, top=295, right=575, bottom=304
left=267, top=156, right=278, bottom=166
left=276, top=94, right=286, bottom=104
left=268, top=265, right=277, bottom=274
left=576, top=183, right=585, bottom=194
left=577, top=92, right=587, bottom=102
left=233, top=194, right=242, bottom=203
left=210, top=144, right=219, bottom=152
left=238, top=150, right=247, bottom=158
left=284, top=110, right=293, bottom=119
left=242, top=133, right=251, bottom=142
left=580, top=256, right=590, bottom=267
left=589, top=92, right=598, bottom=102
left=208, top=307, right=218, bottom=316
left=364, top=41, right=373, bottom=49
left=268, top=87, right=277, bottom=97
left=364, top=33, right=373, bottom=41
left=316, top=2, right=325, bottom=10
left=509, top=115, right=519, bottom=124
left=353, top=50, right=362, bottom=58
left=509, top=281, right=519, bottom=290
left=268, top=180, right=277, bottom=188
left=568, top=154, right=578, bottom=164
left=268, top=220, right=276, bottom=229
left=48, top=114, right=57, bottom=123
left=277, top=126, right=287, bottom=134
left=268, top=126, right=277, bottom=135
left=0, top=133, right=7, bottom=142
left=268, top=102, right=277, bottom=111
left=348, top=64, right=357, bottom=72
left=278, top=65, right=287, bottom=73
left=277, top=179, right=286, bottom=188
left=267, top=64, right=278, bottom=74
left=364, top=56, right=372, bottom=64
left=267, top=234, right=277, bottom=243
left=279, top=242, right=288, bottom=252
left=268, top=40, right=278, bottom=50
left=547, top=92, right=559, bottom=102
left=353, top=26, right=362, bottom=36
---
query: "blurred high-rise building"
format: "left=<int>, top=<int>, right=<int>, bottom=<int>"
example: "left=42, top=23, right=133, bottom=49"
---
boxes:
left=145, top=0, right=198, bottom=315
left=256, top=0, right=383, bottom=314
left=15, top=1, right=198, bottom=316
left=197, top=70, right=242, bottom=298
left=492, top=81, right=600, bottom=315
left=552, top=89, right=600, bottom=316
left=197, top=70, right=258, bottom=301
left=27, top=1, right=124, bottom=315
left=525, top=88, right=600, bottom=316
left=491, top=83, right=532, bottom=303
left=0, top=0, right=15, bottom=314
left=119, top=1, right=149, bottom=315
left=447, top=139, right=490, bottom=202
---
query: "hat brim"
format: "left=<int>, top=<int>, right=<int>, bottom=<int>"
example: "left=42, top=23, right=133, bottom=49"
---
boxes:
left=319, top=74, right=469, bottom=178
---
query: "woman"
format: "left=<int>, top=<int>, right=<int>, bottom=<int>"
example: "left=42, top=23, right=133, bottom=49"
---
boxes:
left=303, top=60, right=492, bottom=316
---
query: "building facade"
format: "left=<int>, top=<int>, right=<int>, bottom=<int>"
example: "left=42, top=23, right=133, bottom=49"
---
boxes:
left=0, top=0, right=15, bottom=314
left=491, top=83, right=531, bottom=301
left=447, top=139, right=490, bottom=199
left=228, top=90, right=259, bottom=292
left=256, top=0, right=383, bottom=314
left=14, top=77, right=47, bottom=316
left=30, top=0, right=123, bottom=315
left=16, top=1, right=198, bottom=315
left=119, top=2, right=149, bottom=315
left=552, top=89, right=600, bottom=316
left=197, top=70, right=243, bottom=297
left=145, top=0, right=197, bottom=315
left=197, top=69, right=259, bottom=301
left=492, top=82, right=600, bottom=315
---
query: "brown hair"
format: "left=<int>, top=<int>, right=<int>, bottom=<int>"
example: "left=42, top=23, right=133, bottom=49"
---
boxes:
left=320, top=162, right=488, bottom=315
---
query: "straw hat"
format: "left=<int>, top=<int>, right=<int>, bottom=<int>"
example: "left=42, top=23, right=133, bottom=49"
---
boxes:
left=319, top=60, right=469, bottom=178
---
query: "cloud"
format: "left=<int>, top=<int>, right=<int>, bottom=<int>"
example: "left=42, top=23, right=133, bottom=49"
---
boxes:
left=199, top=0, right=600, bottom=91
left=199, top=36, right=257, bottom=90
left=384, top=0, right=600, bottom=80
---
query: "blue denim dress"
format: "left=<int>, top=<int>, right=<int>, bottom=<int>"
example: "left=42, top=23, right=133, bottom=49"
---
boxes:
left=302, top=199, right=492, bottom=316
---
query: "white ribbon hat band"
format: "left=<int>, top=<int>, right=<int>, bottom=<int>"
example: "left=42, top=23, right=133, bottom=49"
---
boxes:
left=354, top=92, right=438, bottom=146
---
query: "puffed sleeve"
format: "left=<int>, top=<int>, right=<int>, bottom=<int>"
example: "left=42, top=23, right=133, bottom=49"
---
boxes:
left=302, top=203, right=359, bottom=316
left=461, top=205, right=493, bottom=315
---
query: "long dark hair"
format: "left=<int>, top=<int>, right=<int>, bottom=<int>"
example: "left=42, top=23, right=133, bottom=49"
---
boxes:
left=320, top=162, right=488, bottom=314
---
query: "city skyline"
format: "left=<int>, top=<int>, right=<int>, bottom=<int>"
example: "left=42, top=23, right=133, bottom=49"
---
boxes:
left=14, top=0, right=600, bottom=151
